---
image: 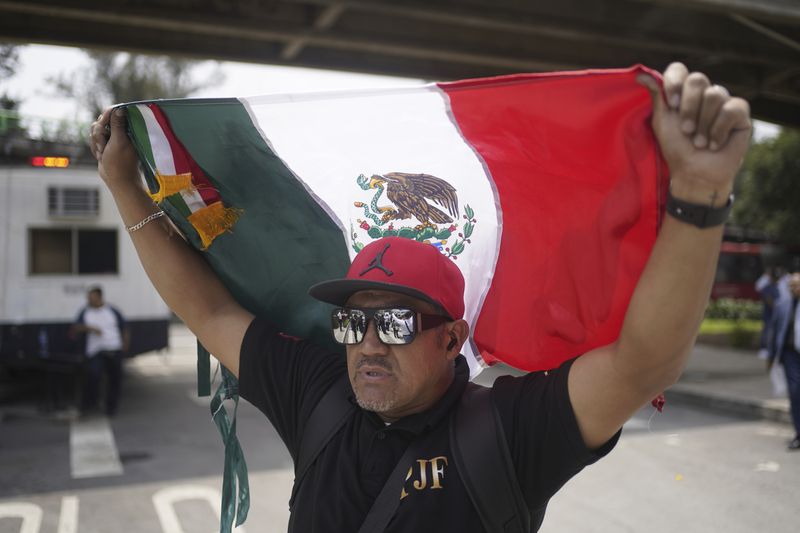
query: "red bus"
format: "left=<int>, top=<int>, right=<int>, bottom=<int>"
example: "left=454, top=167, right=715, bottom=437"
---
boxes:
left=711, top=235, right=800, bottom=301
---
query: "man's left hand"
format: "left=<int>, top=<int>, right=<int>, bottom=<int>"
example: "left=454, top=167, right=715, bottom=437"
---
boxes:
left=639, top=62, right=752, bottom=206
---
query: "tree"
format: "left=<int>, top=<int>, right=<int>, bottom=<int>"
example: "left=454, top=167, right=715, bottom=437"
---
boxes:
left=0, top=43, right=24, bottom=135
left=50, top=50, right=222, bottom=121
left=732, top=128, right=800, bottom=245
left=0, top=44, right=20, bottom=81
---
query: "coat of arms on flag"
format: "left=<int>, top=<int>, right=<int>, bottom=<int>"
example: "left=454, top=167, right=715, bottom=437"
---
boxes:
left=349, top=172, right=477, bottom=259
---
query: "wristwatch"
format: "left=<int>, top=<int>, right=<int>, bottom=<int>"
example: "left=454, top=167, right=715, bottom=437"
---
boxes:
left=666, top=190, right=734, bottom=228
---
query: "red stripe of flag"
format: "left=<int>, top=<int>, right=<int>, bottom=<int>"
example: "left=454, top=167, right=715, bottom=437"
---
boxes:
left=147, top=103, right=221, bottom=206
left=439, top=66, right=668, bottom=371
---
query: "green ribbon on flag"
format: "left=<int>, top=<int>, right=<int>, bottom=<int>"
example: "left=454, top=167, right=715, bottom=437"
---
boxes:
left=197, top=342, right=211, bottom=397
left=210, top=365, right=250, bottom=532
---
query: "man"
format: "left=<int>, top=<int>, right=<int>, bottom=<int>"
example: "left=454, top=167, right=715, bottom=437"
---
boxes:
left=70, top=286, right=129, bottom=416
left=89, top=62, right=751, bottom=530
left=755, top=267, right=779, bottom=360
left=768, top=272, right=800, bottom=450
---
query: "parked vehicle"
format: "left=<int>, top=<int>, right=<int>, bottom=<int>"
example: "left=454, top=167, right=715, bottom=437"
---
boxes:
left=711, top=228, right=800, bottom=301
left=0, top=139, right=171, bottom=377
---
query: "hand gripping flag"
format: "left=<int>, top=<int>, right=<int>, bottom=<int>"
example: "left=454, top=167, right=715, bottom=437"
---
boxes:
left=123, top=65, right=668, bottom=532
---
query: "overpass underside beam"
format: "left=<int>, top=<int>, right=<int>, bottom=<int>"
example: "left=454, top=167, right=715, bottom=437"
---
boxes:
left=0, top=0, right=797, bottom=126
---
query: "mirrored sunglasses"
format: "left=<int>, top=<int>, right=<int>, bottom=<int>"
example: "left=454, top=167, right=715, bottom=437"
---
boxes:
left=331, top=307, right=450, bottom=345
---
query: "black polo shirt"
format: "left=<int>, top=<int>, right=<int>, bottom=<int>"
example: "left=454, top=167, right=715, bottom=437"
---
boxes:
left=239, top=317, right=619, bottom=532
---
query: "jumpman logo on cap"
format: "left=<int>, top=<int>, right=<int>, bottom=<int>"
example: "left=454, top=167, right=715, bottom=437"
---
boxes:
left=359, top=243, right=394, bottom=277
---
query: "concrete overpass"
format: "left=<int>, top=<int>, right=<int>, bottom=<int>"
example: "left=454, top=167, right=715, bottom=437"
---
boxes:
left=0, top=0, right=798, bottom=126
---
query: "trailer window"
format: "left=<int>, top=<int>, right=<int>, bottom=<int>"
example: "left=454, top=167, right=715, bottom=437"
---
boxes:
left=29, top=228, right=118, bottom=275
left=30, top=229, right=72, bottom=274
left=78, top=229, right=118, bottom=273
left=48, top=187, right=100, bottom=217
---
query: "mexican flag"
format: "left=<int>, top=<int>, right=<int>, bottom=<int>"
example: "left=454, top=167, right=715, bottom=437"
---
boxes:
left=124, top=65, right=666, bottom=378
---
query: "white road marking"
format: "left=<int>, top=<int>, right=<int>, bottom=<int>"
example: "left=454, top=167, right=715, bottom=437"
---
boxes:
left=665, top=433, right=682, bottom=447
left=755, top=461, right=780, bottom=472
left=152, top=485, right=246, bottom=533
left=756, top=425, right=793, bottom=438
left=0, top=502, right=43, bottom=533
left=57, top=496, right=79, bottom=533
left=69, top=416, right=124, bottom=479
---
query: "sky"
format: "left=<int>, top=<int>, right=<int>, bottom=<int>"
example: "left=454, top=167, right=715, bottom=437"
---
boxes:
left=1, top=44, right=423, bottom=129
left=0, top=44, right=781, bottom=141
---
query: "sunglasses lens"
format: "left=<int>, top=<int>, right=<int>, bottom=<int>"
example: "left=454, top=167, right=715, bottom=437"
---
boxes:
left=331, top=308, right=366, bottom=344
left=375, top=308, right=417, bottom=345
left=331, top=308, right=419, bottom=345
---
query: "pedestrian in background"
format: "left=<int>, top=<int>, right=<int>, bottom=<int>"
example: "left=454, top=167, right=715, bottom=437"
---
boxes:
left=767, top=272, right=800, bottom=450
left=755, top=267, right=780, bottom=360
left=70, top=286, right=129, bottom=416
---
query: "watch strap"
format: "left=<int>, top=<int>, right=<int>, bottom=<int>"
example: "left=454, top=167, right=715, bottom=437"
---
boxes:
left=666, top=190, right=733, bottom=228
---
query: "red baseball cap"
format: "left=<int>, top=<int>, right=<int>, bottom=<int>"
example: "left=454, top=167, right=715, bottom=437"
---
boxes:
left=309, top=237, right=465, bottom=320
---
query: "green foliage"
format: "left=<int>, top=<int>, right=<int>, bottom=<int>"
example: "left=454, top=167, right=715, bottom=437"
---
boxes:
left=0, top=107, right=22, bottom=136
left=49, top=50, right=223, bottom=120
left=37, top=118, right=88, bottom=143
left=704, top=298, right=762, bottom=320
left=732, top=128, right=800, bottom=244
left=700, top=317, right=761, bottom=348
left=700, top=318, right=761, bottom=335
left=0, top=43, right=25, bottom=135
left=0, top=43, right=20, bottom=81
left=0, top=93, right=19, bottom=110
left=729, top=322, right=757, bottom=348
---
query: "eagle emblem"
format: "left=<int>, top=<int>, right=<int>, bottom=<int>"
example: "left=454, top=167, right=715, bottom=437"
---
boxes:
left=350, top=172, right=477, bottom=260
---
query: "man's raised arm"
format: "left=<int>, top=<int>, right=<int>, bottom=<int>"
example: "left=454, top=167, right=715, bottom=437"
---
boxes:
left=568, top=63, right=752, bottom=449
left=91, top=108, right=253, bottom=377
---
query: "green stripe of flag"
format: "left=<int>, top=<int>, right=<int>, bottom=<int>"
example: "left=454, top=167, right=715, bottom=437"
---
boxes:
left=167, top=193, right=192, bottom=218
left=126, top=105, right=158, bottom=190
left=153, top=98, right=351, bottom=348
left=126, top=105, right=193, bottom=218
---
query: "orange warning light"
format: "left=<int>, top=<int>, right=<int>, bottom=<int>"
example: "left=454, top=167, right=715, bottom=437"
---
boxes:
left=31, top=156, right=70, bottom=168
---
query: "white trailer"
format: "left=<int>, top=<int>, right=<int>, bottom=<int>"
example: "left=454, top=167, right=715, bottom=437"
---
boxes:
left=0, top=154, right=171, bottom=371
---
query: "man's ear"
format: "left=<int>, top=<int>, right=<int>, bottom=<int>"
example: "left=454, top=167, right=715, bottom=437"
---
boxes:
left=445, top=319, right=470, bottom=359
left=447, top=335, right=457, bottom=351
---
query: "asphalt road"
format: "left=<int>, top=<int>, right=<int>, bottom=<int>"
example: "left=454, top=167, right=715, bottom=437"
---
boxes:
left=1, top=326, right=797, bottom=533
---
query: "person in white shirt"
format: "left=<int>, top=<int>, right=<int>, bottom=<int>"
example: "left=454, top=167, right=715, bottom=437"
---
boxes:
left=70, top=286, right=129, bottom=416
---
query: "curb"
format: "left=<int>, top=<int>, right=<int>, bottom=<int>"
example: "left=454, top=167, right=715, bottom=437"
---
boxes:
left=666, top=386, right=791, bottom=425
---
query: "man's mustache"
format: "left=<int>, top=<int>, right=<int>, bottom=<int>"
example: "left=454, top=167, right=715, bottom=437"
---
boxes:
left=356, top=357, right=392, bottom=371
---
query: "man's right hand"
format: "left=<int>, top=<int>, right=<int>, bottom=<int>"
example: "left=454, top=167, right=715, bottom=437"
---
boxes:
left=90, top=107, right=141, bottom=189
left=87, top=105, right=252, bottom=378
